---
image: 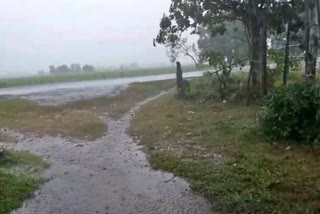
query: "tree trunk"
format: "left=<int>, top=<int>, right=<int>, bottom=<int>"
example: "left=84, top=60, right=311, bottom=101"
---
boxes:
left=244, top=22, right=253, bottom=105
left=310, top=0, right=320, bottom=77
left=248, top=0, right=261, bottom=90
left=305, top=0, right=312, bottom=75
left=261, top=10, right=268, bottom=95
left=283, top=19, right=292, bottom=86
left=250, top=31, right=260, bottom=88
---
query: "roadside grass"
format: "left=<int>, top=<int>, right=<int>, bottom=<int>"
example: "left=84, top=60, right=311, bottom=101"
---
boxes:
left=0, top=98, right=106, bottom=140
left=67, top=79, right=176, bottom=119
left=0, top=150, right=48, bottom=214
left=130, top=93, right=320, bottom=213
left=0, top=65, right=204, bottom=88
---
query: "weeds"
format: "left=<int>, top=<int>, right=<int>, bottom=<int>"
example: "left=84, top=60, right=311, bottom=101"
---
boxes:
left=130, top=92, right=320, bottom=213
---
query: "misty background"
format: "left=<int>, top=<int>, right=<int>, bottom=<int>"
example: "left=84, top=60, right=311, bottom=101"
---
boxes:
left=0, top=0, right=195, bottom=76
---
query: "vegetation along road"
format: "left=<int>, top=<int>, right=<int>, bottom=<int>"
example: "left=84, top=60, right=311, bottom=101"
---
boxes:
left=1, top=0, right=320, bottom=213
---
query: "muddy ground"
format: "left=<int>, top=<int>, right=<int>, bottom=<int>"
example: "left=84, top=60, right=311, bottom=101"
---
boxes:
left=1, top=87, right=211, bottom=214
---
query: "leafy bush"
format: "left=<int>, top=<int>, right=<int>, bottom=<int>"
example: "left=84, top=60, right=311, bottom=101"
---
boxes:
left=260, top=82, right=320, bottom=144
left=187, top=72, right=247, bottom=102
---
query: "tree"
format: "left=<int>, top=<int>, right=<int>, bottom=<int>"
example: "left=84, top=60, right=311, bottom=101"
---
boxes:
left=267, top=0, right=304, bottom=85
left=283, top=8, right=293, bottom=86
left=82, top=65, right=95, bottom=72
left=156, top=0, right=270, bottom=95
left=304, top=0, right=320, bottom=77
left=197, top=21, right=249, bottom=62
left=157, top=0, right=311, bottom=94
left=55, top=65, right=71, bottom=73
left=165, top=35, right=200, bottom=66
left=49, top=65, right=55, bottom=74
left=70, top=64, right=81, bottom=72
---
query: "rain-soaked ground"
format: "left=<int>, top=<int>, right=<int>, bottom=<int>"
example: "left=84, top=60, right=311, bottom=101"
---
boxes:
left=0, top=71, right=205, bottom=105
left=0, top=76, right=212, bottom=214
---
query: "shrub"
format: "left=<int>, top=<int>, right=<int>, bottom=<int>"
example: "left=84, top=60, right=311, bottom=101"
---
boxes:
left=260, top=82, right=320, bottom=144
left=187, top=72, right=247, bottom=102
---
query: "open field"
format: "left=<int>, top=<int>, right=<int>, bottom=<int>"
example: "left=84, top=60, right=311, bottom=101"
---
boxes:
left=130, top=90, right=320, bottom=213
left=0, top=65, right=202, bottom=88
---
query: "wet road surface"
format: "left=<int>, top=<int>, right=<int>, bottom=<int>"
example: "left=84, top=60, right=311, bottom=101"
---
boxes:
left=0, top=71, right=205, bottom=105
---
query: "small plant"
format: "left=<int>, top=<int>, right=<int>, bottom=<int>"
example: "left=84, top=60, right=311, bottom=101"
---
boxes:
left=186, top=71, right=247, bottom=102
left=185, top=50, right=247, bottom=102
left=260, top=82, right=320, bottom=144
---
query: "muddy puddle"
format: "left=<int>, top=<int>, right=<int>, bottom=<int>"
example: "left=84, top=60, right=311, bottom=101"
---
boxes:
left=3, top=93, right=211, bottom=214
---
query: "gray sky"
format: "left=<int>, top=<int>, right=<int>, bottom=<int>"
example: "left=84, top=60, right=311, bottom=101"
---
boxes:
left=0, top=0, right=193, bottom=75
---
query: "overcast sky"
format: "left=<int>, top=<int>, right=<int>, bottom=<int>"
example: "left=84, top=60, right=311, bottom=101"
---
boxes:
left=0, top=0, right=193, bottom=75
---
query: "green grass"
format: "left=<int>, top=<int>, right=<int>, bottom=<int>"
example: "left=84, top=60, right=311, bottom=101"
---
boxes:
left=0, top=150, right=49, bottom=176
left=0, top=98, right=106, bottom=140
left=0, top=150, right=48, bottom=214
left=130, top=93, right=320, bottom=213
left=0, top=65, right=205, bottom=88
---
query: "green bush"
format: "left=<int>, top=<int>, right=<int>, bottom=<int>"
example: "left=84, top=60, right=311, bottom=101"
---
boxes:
left=188, top=72, right=247, bottom=102
left=260, top=82, right=320, bottom=144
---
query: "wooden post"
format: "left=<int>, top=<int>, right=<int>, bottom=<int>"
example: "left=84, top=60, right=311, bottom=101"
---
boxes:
left=176, top=61, right=183, bottom=90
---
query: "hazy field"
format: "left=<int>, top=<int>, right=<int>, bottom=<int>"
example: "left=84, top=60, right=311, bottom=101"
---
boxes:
left=0, top=65, right=206, bottom=88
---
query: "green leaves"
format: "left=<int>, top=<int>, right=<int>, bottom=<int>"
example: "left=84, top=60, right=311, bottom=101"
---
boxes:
left=260, top=82, right=320, bottom=144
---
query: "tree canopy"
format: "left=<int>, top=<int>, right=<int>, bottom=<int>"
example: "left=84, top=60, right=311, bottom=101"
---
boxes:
left=156, top=0, right=318, bottom=95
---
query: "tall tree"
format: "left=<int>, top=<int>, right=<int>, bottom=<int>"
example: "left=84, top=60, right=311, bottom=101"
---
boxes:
left=71, top=64, right=81, bottom=72
left=49, top=65, right=55, bottom=74
left=268, top=0, right=304, bottom=85
left=82, top=65, right=95, bottom=72
left=156, top=0, right=271, bottom=95
left=305, top=0, right=320, bottom=77
left=197, top=21, right=249, bottom=62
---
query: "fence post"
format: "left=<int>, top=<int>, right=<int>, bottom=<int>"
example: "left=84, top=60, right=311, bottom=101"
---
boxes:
left=176, top=61, right=183, bottom=90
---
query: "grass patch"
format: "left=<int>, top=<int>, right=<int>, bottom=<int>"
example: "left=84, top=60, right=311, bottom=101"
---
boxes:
left=0, top=99, right=106, bottom=140
left=0, top=150, right=48, bottom=214
left=0, top=150, right=49, bottom=176
left=67, top=79, right=176, bottom=119
left=0, top=65, right=205, bottom=88
left=130, top=93, right=320, bottom=213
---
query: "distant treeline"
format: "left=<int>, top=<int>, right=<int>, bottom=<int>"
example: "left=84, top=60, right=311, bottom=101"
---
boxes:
left=49, top=64, right=96, bottom=74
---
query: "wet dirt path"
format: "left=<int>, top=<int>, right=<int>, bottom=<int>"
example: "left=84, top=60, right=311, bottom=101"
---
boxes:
left=9, top=93, right=211, bottom=214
